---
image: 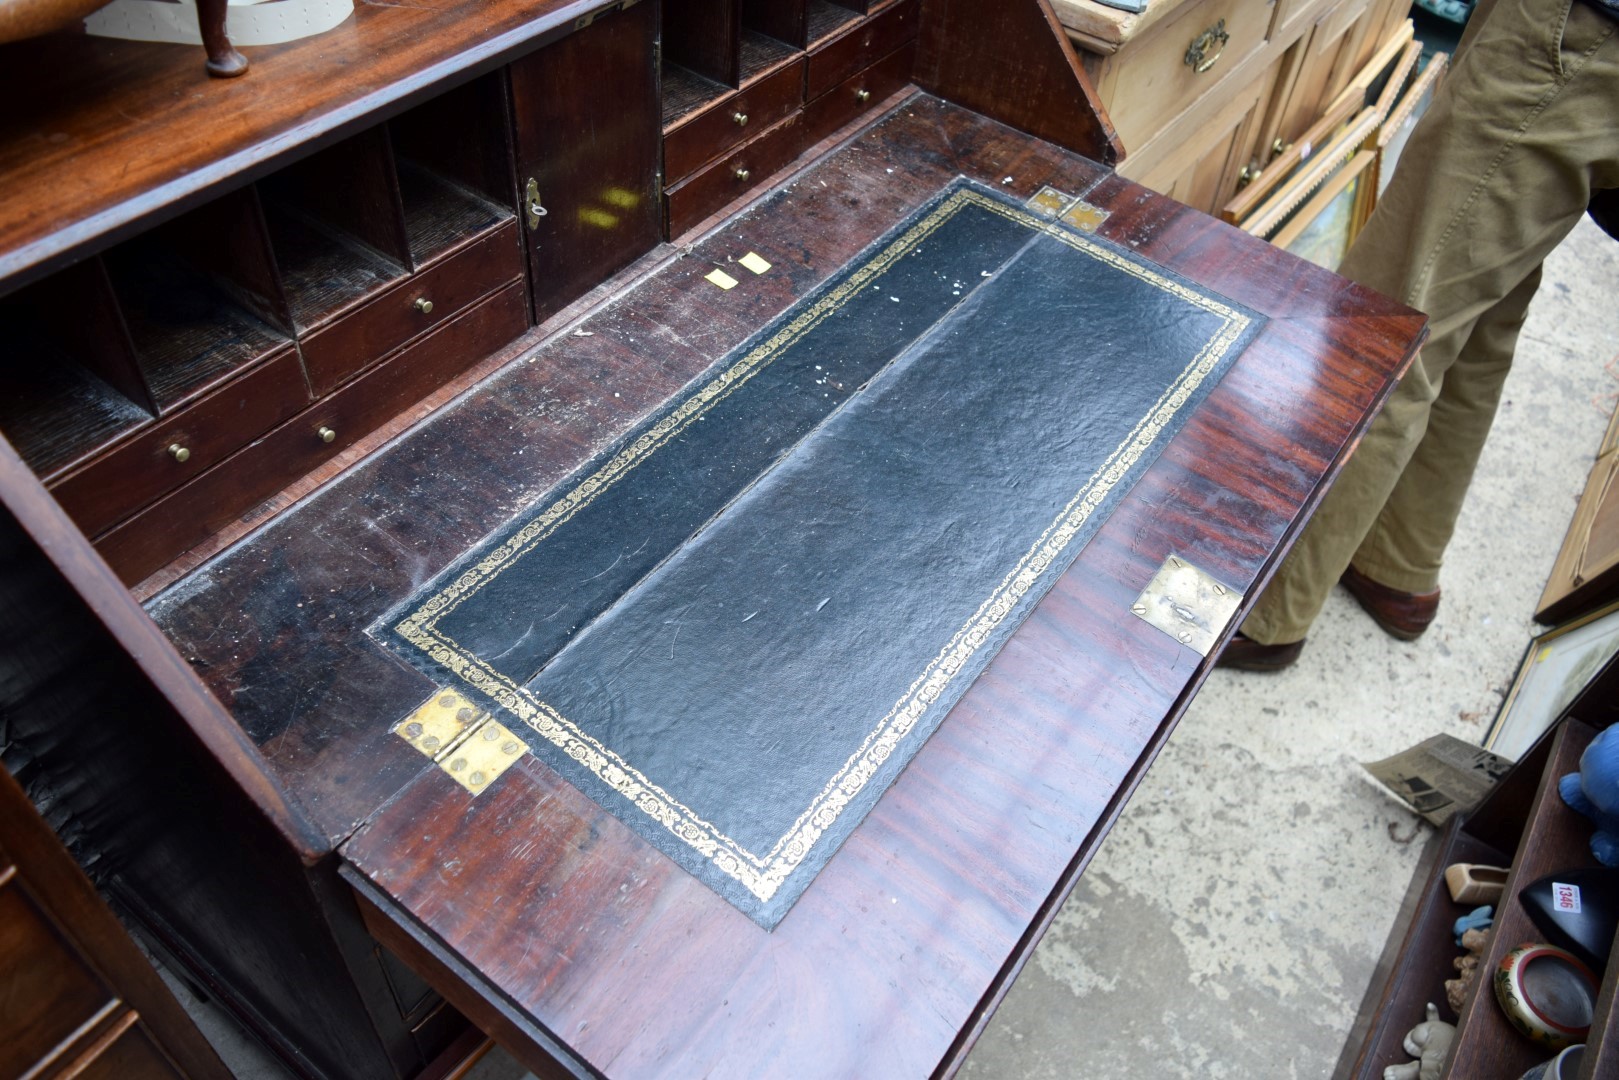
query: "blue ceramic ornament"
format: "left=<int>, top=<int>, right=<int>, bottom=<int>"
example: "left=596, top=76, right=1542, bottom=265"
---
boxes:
left=1559, top=727, right=1619, bottom=866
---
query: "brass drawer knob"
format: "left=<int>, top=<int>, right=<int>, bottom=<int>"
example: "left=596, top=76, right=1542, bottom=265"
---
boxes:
left=1184, top=19, right=1229, bottom=74
left=413, top=297, right=434, bottom=314
left=735, top=167, right=751, bottom=182
left=733, top=111, right=748, bottom=126
left=318, top=426, right=336, bottom=444
left=167, top=443, right=191, bottom=463
left=856, top=88, right=871, bottom=103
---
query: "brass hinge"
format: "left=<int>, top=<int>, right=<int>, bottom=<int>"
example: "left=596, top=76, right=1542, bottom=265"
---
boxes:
left=393, top=690, right=530, bottom=796
left=1025, top=186, right=1111, bottom=233
left=1130, top=554, right=1242, bottom=656
left=1027, top=185, right=1077, bottom=218
left=1060, top=199, right=1110, bottom=233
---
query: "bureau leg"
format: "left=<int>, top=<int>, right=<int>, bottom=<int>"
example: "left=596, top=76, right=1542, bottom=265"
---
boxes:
left=197, top=0, right=248, bottom=78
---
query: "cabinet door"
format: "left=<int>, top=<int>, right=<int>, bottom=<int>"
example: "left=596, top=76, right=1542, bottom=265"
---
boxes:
left=509, top=1, right=663, bottom=323
left=1127, top=57, right=1280, bottom=216
left=1262, top=0, right=1376, bottom=153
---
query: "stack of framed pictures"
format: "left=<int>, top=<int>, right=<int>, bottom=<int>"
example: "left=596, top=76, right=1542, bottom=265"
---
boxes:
left=1481, top=403, right=1619, bottom=761
left=1485, top=600, right=1619, bottom=761
left=1220, top=20, right=1447, bottom=271
left=1536, top=401, right=1619, bottom=626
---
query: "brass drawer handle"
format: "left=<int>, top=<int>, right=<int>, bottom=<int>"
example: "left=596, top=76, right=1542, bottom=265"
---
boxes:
left=733, top=111, right=749, bottom=126
left=856, top=88, right=871, bottom=103
left=167, top=443, right=191, bottom=463
left=1184, top=19, right=1229, bottom=74
left=735, top=167, right=751, bottom=182
left=318, top=426, right=336, bottom=444
left=413, top=297, right=434, bottom=314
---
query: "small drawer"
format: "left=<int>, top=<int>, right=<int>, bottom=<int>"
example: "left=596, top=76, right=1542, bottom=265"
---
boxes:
left=803, top=43, right=916, bottom=149
left=97, top=280, right=528, bottom=586
left=664, top=113, right=808, bottom=239
left=299, top=220, right=521, bottom=396
left=806, top=0, right=919, bottom=100
left=1099, top=0, right=1273, bottom=150
left=50, top=346, right=308, bottom=539
left=664, top=57, right=806, bottom=184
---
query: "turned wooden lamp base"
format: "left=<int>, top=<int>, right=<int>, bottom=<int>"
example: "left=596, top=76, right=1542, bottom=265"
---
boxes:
left=0, top=0, right=248, bottom=78
left=197, top=0, right=248, bottom=76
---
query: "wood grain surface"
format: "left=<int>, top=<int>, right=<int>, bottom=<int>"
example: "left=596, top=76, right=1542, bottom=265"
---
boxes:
left=914, top=0, right=1122, bottom=164
left=0, top=0, right=610, bottom=290
left=159, top=96, right=1429, bottom=1077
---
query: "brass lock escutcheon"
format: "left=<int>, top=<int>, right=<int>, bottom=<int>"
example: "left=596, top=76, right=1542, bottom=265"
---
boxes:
left=524, top=178, right=547, bottom=230
left=1184, top=18, right=1229, bottom=74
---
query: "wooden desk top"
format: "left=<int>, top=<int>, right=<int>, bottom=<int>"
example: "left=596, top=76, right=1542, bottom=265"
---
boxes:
left=0, top=0, right=603, bottom=288
left=145, top=94, right=1426, bottom=1076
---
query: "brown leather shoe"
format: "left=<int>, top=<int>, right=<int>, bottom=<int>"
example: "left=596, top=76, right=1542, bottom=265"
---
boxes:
left=1340, top=565, right=1440, bottom=641
left=1216, top=633, right=1305, bottom=671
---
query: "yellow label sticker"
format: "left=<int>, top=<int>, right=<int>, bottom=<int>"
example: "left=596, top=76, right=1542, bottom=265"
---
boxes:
left=739, top=252, right=773, bottom=275
left=705, top=269, right=739, bottom=290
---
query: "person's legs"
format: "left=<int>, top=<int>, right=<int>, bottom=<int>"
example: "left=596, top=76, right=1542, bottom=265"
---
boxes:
left=1351, top=265, right=1540, bottom=592
left=1236, top=0, right=1619, bottom=652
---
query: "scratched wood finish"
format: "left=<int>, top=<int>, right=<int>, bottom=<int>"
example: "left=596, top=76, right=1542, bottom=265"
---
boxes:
left=137, top=96, right=1421, bottom=1078
left=0, top=0, right=603, bottom=290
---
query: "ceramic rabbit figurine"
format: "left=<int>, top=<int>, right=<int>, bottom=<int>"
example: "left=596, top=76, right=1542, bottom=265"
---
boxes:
left=1560, top=726, right=1619, bottom=866
left=1384, top=1002, right=1456, bottom=1080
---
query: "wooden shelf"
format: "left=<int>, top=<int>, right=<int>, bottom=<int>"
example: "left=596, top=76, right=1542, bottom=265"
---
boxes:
left=0, top=339, right=151, bottom=480
left=807, top=0, right=863, bottom=44
left=398, top=164, right=514, bottom=267
left=1351, top=824, right=1513, bottom=1074
left=0, top=0, right=587, bottom=290
left=740, top=28, right=799, bottom=81
left=104, top=243, right=290, bottom=411
left=1446, top=721, right=1606, bottom=1077
left=662, top=63, right=733, bottom=127
left=263, top=204, right=407, bottom=333
left=1349, top=718, right=1619, bottom=1079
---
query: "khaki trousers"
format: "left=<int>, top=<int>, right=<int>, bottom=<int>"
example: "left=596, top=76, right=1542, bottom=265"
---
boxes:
left=1242, top=0, right=1619, bottom=645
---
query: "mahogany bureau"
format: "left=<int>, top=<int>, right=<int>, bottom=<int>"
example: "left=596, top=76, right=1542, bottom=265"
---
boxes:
left=0, top=1, right=1423, bottom=1075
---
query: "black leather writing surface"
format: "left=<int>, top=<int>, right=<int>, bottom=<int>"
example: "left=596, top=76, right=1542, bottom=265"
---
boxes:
left=379, top=181, right=1263, bottom=926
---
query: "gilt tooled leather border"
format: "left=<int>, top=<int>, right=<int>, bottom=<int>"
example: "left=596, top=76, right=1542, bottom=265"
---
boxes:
left=388, top=183, right=1255, bottom=906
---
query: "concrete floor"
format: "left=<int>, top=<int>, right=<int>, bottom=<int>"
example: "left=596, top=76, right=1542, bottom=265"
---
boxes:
left=166, top=219, right=1619, bottom=1079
